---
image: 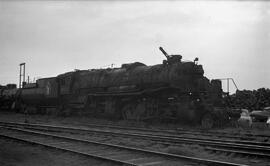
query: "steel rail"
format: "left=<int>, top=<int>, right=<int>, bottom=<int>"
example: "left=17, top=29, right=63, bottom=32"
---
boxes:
left=57, top=121, right=270, bottom=140
left=1, top=121, right=270, bottom=148
left=0, top=126, right=245, bottom=166
left=1, top=121, right=268, bottom=145
left=0, top=121, right=270, bottom=159
left=0, top=132, right=137, bottom=166
left=205, top=147, right=270, bottom=158
left=1, top=120, right=266, bottom=141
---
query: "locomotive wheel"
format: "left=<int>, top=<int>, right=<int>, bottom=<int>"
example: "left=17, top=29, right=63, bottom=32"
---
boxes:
left=201, top=113, right=214, bottom=129
left=121, top=103, right=136, bottom=120
left=121, top=102, right=146, bottom=121
left=19, top=103, right=27, bottom=113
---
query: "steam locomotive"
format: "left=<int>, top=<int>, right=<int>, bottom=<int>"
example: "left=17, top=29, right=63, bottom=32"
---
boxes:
left=0, top=48, right=231, bottom=128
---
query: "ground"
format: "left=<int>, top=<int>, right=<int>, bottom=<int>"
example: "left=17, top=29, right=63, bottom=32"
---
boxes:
left=0, top=110, right=270, bottom=166
left=0, top=138, right=107, bottom=166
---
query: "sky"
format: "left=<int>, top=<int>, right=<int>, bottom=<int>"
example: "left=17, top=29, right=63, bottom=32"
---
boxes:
left=0, top=0, right=269, bottom=93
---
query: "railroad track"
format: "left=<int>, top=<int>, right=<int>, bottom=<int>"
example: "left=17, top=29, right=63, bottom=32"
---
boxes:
left=1, top=121, right=270, bottom=160
left=77, top=122, right=270, bottom=141
left=0, top=125, right=245, bottom=166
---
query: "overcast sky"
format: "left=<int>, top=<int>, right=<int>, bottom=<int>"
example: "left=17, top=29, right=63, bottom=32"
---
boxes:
left=0, top=1, right=269, bottom=92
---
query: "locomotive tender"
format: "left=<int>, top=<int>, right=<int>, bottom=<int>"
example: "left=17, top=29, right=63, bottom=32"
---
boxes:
left=0, top=84, right=17, bottom=109
left=1, top=48, right=228, bottom=128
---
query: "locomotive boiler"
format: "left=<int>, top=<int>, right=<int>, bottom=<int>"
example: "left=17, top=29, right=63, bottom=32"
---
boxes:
left=11, top=47, right=227, bottom=128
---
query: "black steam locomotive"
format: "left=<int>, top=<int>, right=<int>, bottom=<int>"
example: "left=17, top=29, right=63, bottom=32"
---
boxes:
left=0, top=48, right=230, bottom=128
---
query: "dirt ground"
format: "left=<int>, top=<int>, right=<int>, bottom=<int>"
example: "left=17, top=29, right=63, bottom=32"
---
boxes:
left=0, top=138, right=109, bottom=166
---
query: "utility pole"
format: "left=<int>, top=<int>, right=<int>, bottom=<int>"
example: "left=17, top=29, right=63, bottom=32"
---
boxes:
left=19, top=63, right=26, bottom=88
